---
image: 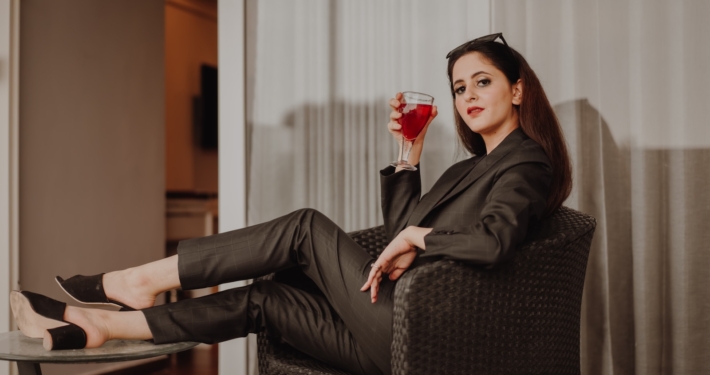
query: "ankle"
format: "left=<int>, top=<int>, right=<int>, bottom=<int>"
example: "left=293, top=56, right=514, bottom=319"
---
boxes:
left=64, top=306, right=101, bottom=332
left=123, top=267, right=154, bottom=292
left=105, top=268, right=154, bottom=299
left=94, top=309, right=115, bottom=341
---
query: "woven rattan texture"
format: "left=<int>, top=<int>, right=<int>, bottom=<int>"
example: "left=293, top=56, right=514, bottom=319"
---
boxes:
left=391, top=206, right=595, bottom=375
left=257, top=337, right=352, bottom=375
left=257, top=207, right=595, bottom=375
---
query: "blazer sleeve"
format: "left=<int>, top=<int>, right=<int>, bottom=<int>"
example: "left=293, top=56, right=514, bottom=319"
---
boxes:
left=380, top=163, right=422, bottom=241
left=421, top=160, right=552, bottom=266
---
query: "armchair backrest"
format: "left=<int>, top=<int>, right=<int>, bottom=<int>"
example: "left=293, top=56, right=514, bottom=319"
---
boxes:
left=386, top=206, right=596, bottom=375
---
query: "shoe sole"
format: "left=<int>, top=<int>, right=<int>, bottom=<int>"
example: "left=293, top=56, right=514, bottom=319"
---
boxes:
left=55, top=277, right=126, bottom=310
left=10, top=291, right=67, bottom=338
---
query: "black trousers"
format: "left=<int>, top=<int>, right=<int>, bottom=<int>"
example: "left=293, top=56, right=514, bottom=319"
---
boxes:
left=142, top=208, right=395, bottom=375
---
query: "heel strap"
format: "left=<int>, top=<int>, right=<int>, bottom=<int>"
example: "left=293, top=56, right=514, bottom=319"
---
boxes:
left=47, top=324, right=87, bottom=350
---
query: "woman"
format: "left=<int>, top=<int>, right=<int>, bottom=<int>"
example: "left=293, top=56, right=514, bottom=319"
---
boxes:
left=11, top=33, right=571, bottom=375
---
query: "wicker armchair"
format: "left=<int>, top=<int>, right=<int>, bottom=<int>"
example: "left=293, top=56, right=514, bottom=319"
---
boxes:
left=257, top=206, right=596, bottom=375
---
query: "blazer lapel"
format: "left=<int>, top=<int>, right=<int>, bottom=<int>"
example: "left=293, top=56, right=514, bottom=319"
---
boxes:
left=406, top=157, right=477, bottom=226
left=435, top=128, right=529, bottom=210
left=409, top=128, right=529, bottom=226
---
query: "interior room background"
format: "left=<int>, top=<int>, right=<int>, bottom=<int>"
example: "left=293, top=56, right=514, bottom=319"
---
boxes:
left=244, top=1, right=709, bottom=375
left=7, top=1, right=708, bottom=374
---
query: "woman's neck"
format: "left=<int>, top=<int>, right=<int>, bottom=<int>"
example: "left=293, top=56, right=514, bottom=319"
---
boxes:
left=481, top=118, right=519, bottom=154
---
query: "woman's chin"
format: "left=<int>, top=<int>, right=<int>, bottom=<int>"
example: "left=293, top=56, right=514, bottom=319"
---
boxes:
left=465, top=122, right=490, bottom=134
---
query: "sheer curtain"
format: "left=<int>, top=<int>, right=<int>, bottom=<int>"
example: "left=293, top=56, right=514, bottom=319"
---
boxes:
left=245, top=1, right=710, bottom=374
left=494, top=1, right=710, bottom=374
left=245, top=0, right=490, bottom=230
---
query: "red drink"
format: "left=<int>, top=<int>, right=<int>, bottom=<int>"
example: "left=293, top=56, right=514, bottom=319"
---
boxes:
left=398, top=103, right=432, bottom=141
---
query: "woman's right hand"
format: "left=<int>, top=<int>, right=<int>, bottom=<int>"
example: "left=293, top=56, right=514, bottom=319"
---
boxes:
left=387, top=92, right=438, bottom=169
left=387, top=92, right=406, bottom=146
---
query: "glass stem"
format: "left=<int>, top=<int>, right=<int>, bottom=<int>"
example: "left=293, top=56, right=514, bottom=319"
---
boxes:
left=401, top=139, right=413, bottom=164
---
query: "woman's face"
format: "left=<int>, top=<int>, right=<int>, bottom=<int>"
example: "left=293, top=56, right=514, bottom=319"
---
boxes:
left=451, top=52, right=522, bottom=138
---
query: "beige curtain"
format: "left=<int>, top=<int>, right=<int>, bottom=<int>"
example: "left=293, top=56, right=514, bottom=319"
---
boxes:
left=494, top=0, right=710, bottom=374
left=245, top=0, right=491, bottom=231
left=245, top=0, right=710, bottom=374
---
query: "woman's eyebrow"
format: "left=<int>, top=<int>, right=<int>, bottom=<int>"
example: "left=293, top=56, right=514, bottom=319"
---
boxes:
left=453, top=71, right=490, bottom=85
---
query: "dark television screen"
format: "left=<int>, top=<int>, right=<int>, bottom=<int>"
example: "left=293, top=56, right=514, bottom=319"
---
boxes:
left=198, top=64, right=218, bottom=149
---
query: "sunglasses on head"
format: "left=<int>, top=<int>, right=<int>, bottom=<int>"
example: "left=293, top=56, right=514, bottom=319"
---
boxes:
left=445, top=32, right=514, bottom=60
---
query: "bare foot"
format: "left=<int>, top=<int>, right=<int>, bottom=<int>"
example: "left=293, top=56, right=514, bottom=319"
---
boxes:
left=102, top=269, right=157, bottom=310
left=56, top=306, right=111, bottom=349
left=57, top=306, right=152, bottom=350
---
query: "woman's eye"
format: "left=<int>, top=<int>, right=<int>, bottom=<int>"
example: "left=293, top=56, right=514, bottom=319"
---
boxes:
left=476, top=79, right=491, bottom=87
left=454, top=86, right=466, bottom=95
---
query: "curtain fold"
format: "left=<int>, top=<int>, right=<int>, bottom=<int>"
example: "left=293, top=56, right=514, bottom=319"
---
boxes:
left=246, top=0, right=490, bottom=231
left=245, top=1, right=709, bottom=374
left=494, top=1, right=710, bottom=374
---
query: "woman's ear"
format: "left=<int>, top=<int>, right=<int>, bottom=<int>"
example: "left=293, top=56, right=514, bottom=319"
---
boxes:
left=512, top=79, right=523, bottom=105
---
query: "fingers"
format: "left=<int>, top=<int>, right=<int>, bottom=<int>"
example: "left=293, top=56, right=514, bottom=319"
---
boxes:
left=370, top=273, right=382, bottom=303
left=388, top=119, right=402, bottom=134
left=362, top=258, right=393, bottom=303
left=360, top=266, right=383, bottom=303
left=389, top=102, right=402, bottom=127
left=387, top=94, right=404, bottom=143
left=389, top=97, right=401, bottom=111
left=389, top=94, right=403, bottom=122
left=360, top=263, right=380, bottom=291
left=389, top=92, right=403, bottom=109
left=423, top=105, right=438, bottom=128
left=389, top=268, right=405, bottom=281
left=361, top=274, right=371, bottom=291
left=389, top=109, right=402, bottom=122
left=430, top=105, right=438, bottom=120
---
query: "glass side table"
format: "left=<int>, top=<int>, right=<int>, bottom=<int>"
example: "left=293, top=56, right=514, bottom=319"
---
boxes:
left=0, top=330, right=198, bottom=375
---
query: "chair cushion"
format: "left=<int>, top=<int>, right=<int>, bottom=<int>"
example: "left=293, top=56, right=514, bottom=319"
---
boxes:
left=258, top=336, right=353, bottom=375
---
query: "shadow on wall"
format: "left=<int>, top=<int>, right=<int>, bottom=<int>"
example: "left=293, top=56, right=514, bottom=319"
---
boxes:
left=555, top=98, right=636, bottom=373
left=247, top=99, right=394, bottom=230
left=554, top=98, right=710, bottom=374
left=247, top=99, right=455, bottom=231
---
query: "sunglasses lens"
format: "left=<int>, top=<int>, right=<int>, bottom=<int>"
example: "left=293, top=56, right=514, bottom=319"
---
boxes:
left=446, top=33, right=509, bottom=59
left=475, top=33, right=500, bottom=43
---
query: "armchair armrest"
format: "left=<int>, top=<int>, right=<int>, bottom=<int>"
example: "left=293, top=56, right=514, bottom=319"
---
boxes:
left=391, top=207, right=595, bottom=375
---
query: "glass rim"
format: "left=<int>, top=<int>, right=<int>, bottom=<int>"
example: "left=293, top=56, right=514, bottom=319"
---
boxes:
left=401, top=91, right=434, bottom=104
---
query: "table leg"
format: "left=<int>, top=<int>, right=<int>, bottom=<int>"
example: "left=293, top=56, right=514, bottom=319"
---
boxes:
left=16, top=362, right=42, bottom=375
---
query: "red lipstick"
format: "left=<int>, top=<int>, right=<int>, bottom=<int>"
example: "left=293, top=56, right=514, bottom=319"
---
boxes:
left=467, top=106, right=484, bottom=116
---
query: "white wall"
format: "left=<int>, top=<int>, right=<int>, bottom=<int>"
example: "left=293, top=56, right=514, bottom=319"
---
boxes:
left=218, top=1, right=248, bottom=374
left=19, top=1, right=164, bottom=374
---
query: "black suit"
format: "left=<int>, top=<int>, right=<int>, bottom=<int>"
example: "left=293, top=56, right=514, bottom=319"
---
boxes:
left=141, top=127, right=551, bottom=375
left=382, top=127, right=551, bottom=266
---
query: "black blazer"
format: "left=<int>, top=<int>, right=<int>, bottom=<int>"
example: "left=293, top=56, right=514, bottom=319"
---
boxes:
left=380, top=127, right=552, bottom=267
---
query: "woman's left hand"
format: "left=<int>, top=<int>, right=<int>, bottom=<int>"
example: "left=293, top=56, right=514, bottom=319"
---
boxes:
left=360, top=226, right=432, bottom=303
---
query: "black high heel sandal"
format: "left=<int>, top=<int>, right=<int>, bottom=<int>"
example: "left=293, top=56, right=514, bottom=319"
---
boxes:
left=10, top=290, right=88, bottom=350
left=55, top=274, right=136, bottom=311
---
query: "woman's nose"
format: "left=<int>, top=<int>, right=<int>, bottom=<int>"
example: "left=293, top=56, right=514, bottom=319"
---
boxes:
left=464, top=88, right=477, bottom=101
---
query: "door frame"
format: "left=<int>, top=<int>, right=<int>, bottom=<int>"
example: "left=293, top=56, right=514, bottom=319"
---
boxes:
left=218, top=1, right=248, bottom=374
left=0, top=0, right=20, bottom=374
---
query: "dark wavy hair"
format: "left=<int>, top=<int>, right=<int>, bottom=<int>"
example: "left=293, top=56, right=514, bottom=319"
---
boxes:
left=446, top=41, right=572, bottom=216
